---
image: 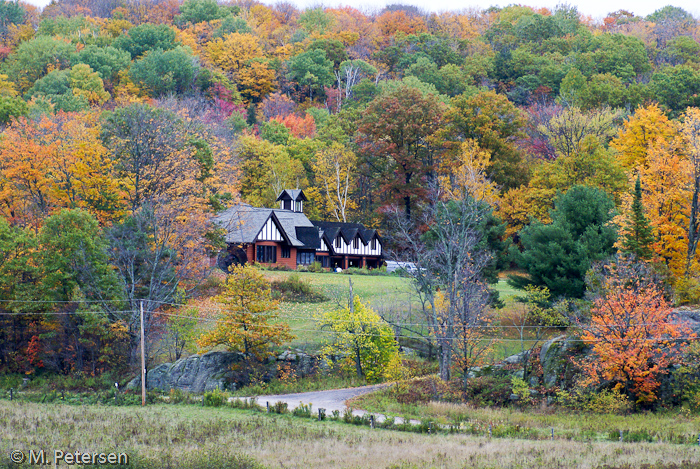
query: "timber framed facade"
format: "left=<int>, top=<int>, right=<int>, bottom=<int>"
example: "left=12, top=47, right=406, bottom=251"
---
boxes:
left=213, top=189, right=383, bottom=271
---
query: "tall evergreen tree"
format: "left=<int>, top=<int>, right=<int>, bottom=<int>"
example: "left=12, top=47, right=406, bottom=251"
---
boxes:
left=622, top=176, right=655, bottom=260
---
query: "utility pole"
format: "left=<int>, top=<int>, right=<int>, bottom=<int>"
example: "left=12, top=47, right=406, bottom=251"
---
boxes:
left=140, top=301, right=146, bottom=407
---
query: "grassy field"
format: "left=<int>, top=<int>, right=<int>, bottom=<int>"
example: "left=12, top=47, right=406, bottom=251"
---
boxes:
left=260, top=270, right=522, bottom=351
left=348, top=387, right=700, bottom=444
left=2, top=401, right=699, bottom=469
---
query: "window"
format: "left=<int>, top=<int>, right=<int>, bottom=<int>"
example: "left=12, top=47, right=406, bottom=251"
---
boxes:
left=371, top=238, right=377, bottom=250
left=335, top=236, right=342, bottom=248
left=353, top=237, right=359, bottom=249
left=297, top=251, right=315, bottom=265
left=320, top=256, right=330, bottom=268
left=256, top=245, right=277, bottom=263
left=281, top=247, right=290, bottom=258
left=283, top=199, right=291, bottom=210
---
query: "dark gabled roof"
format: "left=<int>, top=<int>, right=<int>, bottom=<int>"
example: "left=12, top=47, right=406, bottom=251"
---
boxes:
left=311, top=220, right=380, bottom=247
left=276, top=189, right=307, bottom=202
left=213, top=204, right=272, bottom=244
left=295, top=226, right=321, bottom=250
left=213, top=203, right=319, bottom=249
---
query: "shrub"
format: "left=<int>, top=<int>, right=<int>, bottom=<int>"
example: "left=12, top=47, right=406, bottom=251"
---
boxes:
left=581, top=388, right=631, bottom=414
left=271, top=273, right=326, bottom=302
left=203, top=388, right=227, bottom=407
left=271, top=401, right=288, bottom=414
left=292, top=401, right=312, bottom=418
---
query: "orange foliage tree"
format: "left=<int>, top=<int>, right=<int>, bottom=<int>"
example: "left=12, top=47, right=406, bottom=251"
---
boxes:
left=0, top=112, right=124, bottom=227
left=272, top=113, right=316, bottom=139
left=578, top=257, right=693, bottom=403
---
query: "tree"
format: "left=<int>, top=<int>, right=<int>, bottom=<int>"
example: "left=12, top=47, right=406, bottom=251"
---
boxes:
left=681, top=107, right=700, bottom=274
left=198, top=265, right=293, bottom=360
left=579, top=256, right=692, bottom=403
left=129, top=46, right=200, bottom=97
left=69, top=64, right=110, bottom=105
left=512, top=185, right=618, bottom=298
left=389, top=192, right=494, bottom=381
left=320, top=294, right=399, bottom=382
left=70, top=45, right=131, bottom=85
left=620, top=176, right=654, bottom=260
left=444, top=90, right=526, bottom=189
left=0, top=0, right=24, bottom=41
left=113, top=23, right=178, bottom=59
left=2, top=36, right=75, bottom=93
left=313, top=142, right=356, bottom=222
left=358, top=85, right=445, bottom=219
left=0, top=112, right=124, bottom=227
left=38, top=209, right=128, bottom=375
left=108, top=206, right=181, bottom=370
left=100, top=103, right=196, bottom=212
left=537, top=106, right=624, bottom=158
left=287, top=49, right=334, bottom=100
left=610, top=103, right=677, bottom=169
left=177, top=0, right=229, bottom=24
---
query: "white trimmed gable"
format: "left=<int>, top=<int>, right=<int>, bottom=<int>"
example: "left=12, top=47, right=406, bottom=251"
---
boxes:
left=256, top=216, right=283, bottom=242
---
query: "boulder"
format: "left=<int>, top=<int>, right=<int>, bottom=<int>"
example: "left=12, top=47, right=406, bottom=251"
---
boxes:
left=539, top=335, right=570, bottom=389
left=127, top=351, right=244, bottom=393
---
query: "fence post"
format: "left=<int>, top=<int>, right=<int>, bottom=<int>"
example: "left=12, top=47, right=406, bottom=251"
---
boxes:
left=9, top=388, right=12, bottom=401
left=488, top=424, right=492, bottom=438
left=429, top=422, right=433, bottom=434
left=370, top=415, right=375, bottom=429
left=619, top=429, right=623, bottom=442
left=551, top=428, right=554, bottom=440
left=266, top=402, right=269, bottom=413
left=318, top=408, right=324, bottom=421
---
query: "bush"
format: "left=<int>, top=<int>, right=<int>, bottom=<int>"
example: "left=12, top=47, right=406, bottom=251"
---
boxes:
left=271, top=401, right=288, bottom=414
left=462, top=375, right=513, bottom=407
left=308, top=261, right=323, bottom=273
left=271, top=273, right=326, bottom=302
left=581, top=388, right=631, bottom=414
left=203, top=388, right=228, bottom=407
left=291, top=401, right=312, bottom=418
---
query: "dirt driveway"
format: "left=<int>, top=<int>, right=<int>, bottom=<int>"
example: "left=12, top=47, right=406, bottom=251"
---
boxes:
left=230, top=384, right=420, bottom=424
left=231, top=384, right=385, bottom=413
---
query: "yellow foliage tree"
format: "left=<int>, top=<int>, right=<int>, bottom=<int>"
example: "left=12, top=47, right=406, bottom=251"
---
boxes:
left=312, top=142, right=357, bottom=222
left=439, top=139, right=499, bottom=206
left=611, top=103, right=678, bottom=169
left=198, top=264, right=293, bottom=360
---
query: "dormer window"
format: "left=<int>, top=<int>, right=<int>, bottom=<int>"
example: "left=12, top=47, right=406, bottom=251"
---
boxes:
left=283, top=199, right=291, bottom=210
left=371, top=238, right=377, bottom=250
left=335, top=235, right=342, bottom=248
left=295, top=201, right=302, bottom=212
left=353, top=237, right=359, bottom=249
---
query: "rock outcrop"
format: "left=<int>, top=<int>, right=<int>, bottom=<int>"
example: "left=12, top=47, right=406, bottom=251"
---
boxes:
left=127, top=349, right=319, bottom=393
left=127, top=351, right=244, bottom=393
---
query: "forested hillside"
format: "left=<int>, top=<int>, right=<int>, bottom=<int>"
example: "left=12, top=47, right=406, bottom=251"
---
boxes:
left=1, top=0, right=700, bottom=385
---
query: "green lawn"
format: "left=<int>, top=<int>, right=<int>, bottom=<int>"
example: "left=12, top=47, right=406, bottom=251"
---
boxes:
left=261, top=272, right=528, bottom=355
left=263, top=271, right=418, bottom=349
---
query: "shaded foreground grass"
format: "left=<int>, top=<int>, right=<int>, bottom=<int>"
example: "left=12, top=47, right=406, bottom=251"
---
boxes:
left=349, top=386, right=700, bottom=444
left=2, top=401, right=700, bottom=469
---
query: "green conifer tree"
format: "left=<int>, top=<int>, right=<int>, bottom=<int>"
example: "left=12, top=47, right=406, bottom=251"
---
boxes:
left=622, top=176, right=655, bottom=259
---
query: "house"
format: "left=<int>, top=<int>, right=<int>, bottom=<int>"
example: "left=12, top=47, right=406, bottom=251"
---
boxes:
left=213, top=189, right=383, bottom=271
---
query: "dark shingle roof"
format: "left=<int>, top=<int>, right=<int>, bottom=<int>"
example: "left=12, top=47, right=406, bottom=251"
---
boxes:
left=312, top=220, right=379, bottom=247
left=213, top=203, right=318, bottom=248
left=276, top=189, right=307, bottom=202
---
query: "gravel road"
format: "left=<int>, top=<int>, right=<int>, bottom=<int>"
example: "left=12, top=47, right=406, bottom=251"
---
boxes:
left=230, top=384, right=420, bottom=424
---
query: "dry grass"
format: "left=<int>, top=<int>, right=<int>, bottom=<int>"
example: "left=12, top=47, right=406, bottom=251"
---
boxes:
left=1, top=401, right=699, bottom=469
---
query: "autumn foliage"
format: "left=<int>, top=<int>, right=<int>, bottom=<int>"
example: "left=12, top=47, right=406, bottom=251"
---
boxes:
left=578, top=258, right=693, bottom=403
